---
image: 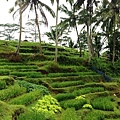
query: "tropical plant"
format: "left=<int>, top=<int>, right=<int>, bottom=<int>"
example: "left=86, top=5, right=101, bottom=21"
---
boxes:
left=59, top=0, right=82, bottom=56
left=55, top=0, right=59, bottom=62
left=0, top=23, right=19, bottom=40
left=9, top=0, right=55, bottom=55
left=74, top=0, right=100, bottom=61
left=94, top=0, right=120, bottom=64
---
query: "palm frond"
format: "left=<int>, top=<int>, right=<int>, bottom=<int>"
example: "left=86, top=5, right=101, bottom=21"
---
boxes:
left=38, top=0, right=55, bottom=18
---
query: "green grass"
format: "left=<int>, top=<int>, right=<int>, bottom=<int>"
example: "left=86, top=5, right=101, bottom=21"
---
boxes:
left=0, top=40, right=120, bottom=119
left=91, top=96, right=114, bottom=111
left=0, top=84, right=26, bottom=101
left=8, top=90, right=42, bottom=106
left=60, top=98, right=87, bottom=110
left=51, top=80, right=85, bottom=88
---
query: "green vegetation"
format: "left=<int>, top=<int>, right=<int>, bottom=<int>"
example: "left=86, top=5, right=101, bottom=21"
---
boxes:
left=0, top=40, right=120, bottom=120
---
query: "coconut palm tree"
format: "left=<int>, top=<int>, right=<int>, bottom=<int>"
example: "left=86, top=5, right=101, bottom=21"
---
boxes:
left=94, top=0, right=120, bottom=64
left=55, top=0, right=59, bottom=62
left=74, top=0, right=100, bottom=61
left=58, top=0, right=83, bottom=56
left=10, top=0, right=55, bottom=55
left=9, top=0, right=23, bottom=55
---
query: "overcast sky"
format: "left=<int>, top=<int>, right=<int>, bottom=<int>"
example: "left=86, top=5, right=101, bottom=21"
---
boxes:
left=0, top=0, right=77, bottom=42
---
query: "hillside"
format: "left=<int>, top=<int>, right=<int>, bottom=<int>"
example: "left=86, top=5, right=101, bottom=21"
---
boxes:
left=0, top=40, right=120, bottom=120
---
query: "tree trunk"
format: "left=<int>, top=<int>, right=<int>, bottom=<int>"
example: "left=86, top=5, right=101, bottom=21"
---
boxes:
left=15, top=1, right=22, bottom=55
left=34, top=5, right=42, bottom=54
left=75, top=24, right=82, bottom=57
left=55, top=0, right=59, bottom=62
left=87, top=21, right=92, bottom=62
left=112, top=12, right=116, bottom=65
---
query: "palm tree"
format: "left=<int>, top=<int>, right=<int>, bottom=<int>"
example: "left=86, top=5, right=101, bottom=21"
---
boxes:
left=95, top=0, right=120, bottom=64
left=59, top=0, right=83, bottom=56
left=55, top=0, right=59, bottom=62
left=9, top=0, right=23, bottom=55
left=10, top=0, right=55, bottom=55
left=74, top=0, right=100, bottom=61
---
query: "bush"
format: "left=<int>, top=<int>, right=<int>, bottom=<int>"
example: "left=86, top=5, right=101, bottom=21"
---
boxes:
left=17, top=80, right=49, bottom=95
left=32, top=95, right=61, bottom=116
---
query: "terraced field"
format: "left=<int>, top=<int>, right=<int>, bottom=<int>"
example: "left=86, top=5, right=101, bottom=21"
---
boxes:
left=0, top=40, right=120, bottom=120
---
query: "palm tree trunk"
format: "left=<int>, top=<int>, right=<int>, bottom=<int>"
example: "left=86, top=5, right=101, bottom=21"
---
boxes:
left=55, top=0, right=59, bottom=62
left=89, top=12, right=94, bottom=57
left=15, top=1, right=22, bottom=55
left=75, top=24, right=82, bottom=57
left=87, top=21, right=92, bottom=62
left=34, top=5, right=42, bottom=54
left=112, top=19, right=116, bottom=65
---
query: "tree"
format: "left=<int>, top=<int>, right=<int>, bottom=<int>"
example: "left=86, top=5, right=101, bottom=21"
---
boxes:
left=59, top=0, right=83, bottom=57
left=74, top=0, right=100, bottom=61
left=9, top=0, right=24, bottom=55
left=55, top=0, right=59, bottom=62
left=10, top=0, right=55, bottom=55
left=25, top=19, right=45, bottom=42
left=95, top=0, right=120, bottom=64
left=45, top=26, right=69, bottom=45
left=0, top=23, right=19, bottom=40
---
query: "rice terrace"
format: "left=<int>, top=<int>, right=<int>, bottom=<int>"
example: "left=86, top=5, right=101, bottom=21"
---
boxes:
left=0, top=40, right=120, bottom=120
left=0, top=0, right=120, bottom=120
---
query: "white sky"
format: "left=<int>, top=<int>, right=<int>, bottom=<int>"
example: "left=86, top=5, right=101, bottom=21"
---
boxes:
left=0, top=0, right=77, bottom=42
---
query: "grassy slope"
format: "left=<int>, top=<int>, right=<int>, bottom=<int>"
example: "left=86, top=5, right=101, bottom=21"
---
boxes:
left=0, top=40, right=120, bottom=120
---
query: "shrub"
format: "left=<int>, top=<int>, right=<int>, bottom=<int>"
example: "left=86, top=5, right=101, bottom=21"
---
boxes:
left=17, top=80, right=49, bottom=95
left=32, top=95, right=61, bottom=116
left=75, top=95, right=86, bottom=100
left=82, top=104, right=93, bottom=109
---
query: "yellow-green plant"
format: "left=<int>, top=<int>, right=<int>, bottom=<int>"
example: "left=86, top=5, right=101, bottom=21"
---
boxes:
left=82, top=104, right=93, bottom=109
left=32, top=95, right=61, bottom=115
left=75, top=95, right=86, bottom=100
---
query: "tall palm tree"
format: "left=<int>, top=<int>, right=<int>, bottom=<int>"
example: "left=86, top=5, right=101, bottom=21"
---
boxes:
left=95, top=0, right=120, bottom=64
left=59, top=0, right=83, bottom=57
left=10, top=0, right=55, bottom=55
left=9, top=0, right=23, bottom=55
left=74, top=0, right=99, bottom=61
left=55, top=0, right=59, bottom=62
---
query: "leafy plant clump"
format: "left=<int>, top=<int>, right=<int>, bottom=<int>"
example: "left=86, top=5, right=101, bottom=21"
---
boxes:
left=32, top=95, right=62, bottom=116
left=17, top=80, right=49, bottom=95
left=82, top=104, right=93, bottom=109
